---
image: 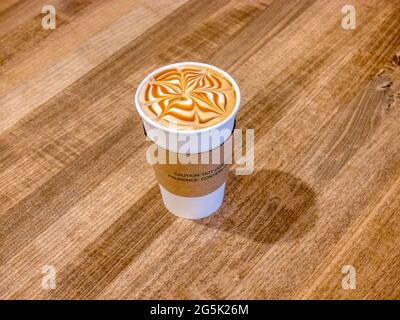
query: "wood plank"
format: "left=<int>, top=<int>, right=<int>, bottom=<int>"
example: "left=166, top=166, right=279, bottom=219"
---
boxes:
left=0, top=0, right=399, bottom=300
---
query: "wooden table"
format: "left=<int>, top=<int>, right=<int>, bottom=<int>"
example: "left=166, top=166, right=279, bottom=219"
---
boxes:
left=1, top=0, right=399, bottom=300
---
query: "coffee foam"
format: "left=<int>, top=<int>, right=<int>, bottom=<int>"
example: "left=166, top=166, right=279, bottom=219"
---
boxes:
left=139, top=65, right=237, bottom=130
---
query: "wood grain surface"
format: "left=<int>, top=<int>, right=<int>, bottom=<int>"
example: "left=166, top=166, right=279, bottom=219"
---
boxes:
left=1, top=0, right=400, bottom=300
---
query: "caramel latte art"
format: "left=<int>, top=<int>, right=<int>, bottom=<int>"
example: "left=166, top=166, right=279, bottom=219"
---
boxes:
left=139, top=65, right=237, bottom=130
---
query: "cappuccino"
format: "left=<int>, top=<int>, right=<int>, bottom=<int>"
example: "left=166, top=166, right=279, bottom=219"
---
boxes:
left=139, top=65, right=237, bottom=130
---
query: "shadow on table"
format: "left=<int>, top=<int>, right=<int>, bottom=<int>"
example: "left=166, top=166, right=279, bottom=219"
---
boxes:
left=196, top=169, right=317, bottom=244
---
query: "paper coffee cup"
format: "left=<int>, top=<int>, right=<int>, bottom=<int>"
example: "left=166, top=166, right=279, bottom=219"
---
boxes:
left=135, top=62, right=240, bottom=219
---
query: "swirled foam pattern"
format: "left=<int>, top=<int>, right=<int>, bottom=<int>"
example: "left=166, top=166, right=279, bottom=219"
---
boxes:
left=139, top=65, right=237, bottom=130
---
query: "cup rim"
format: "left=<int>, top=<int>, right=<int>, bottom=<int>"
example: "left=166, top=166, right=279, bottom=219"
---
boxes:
left=134, top=62, right=241, bottom=135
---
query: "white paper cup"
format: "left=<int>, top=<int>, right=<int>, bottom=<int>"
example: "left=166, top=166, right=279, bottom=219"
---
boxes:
left=135, top=62, right=240, bottom=219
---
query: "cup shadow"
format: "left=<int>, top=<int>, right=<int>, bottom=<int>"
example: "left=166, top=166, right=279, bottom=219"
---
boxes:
left=196, top=169, right=317, bottom=244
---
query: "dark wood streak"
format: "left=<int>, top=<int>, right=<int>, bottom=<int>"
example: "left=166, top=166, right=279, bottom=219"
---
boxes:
left=48, top=185, right=174, bottom=300
left=0, top=118, right=139, bottom=264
